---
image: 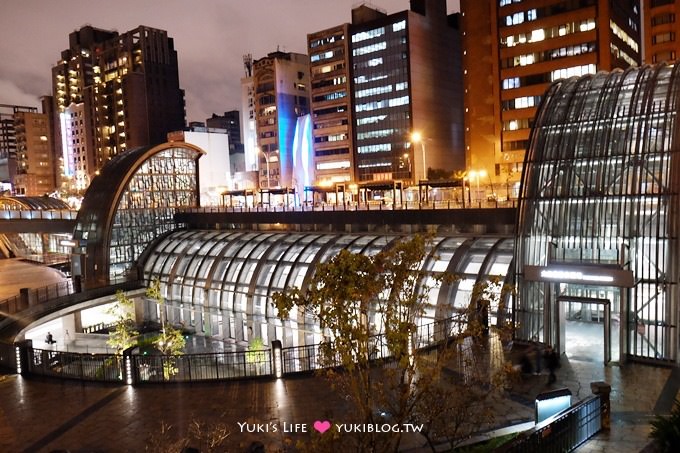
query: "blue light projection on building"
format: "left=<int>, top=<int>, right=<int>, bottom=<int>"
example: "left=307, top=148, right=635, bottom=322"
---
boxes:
left=293, top=114, right=314, bottom=205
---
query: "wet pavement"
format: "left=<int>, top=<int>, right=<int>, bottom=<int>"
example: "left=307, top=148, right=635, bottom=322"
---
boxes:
left=1, top=259, right=676, bottom=452
left=0, top=345, right=675, bottom=452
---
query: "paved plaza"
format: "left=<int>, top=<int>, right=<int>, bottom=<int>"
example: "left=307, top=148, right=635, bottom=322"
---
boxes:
left=1, top=261, right=677, bottom=452
left=0, top=345, right=675, bottom=452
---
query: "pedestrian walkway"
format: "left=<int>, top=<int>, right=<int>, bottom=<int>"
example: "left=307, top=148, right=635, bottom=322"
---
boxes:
left=0, top=341, right=675, bottom=452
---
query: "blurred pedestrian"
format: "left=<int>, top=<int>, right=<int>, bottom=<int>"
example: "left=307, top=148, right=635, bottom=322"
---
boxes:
left=544, top=345, right=560, bottom=384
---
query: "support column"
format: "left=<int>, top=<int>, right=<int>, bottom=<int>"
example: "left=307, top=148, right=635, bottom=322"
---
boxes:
left=591, top=381, right=611, bottom=430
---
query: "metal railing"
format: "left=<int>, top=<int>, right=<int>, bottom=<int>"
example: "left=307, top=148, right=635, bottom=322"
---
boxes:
left=0, top=276, right=139, bottom=319
left=0, top=280, right=75, bottom=316
left=132, top=349, right=272, bottom=383
left=280, top=316, right=466, bottom=375
left=26, top=347, right=123, bottom=382
left=32, top=280, right=75, bottom=305
left=4, top=315, right=465, bottom=383
left=178, top=198, right=518, bottom=215
left=82, top=322, right=118, bottom=334
left=499, top=395, right=602, bottom=452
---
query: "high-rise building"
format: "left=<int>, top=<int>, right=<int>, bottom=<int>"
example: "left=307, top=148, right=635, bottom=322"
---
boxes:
left=241, top=51, right=310, bottom=189
left=461, top=0, right=641, bottom=184
left=643, top=0, right=679, bottom=64
left=52, top=25, right=186, bottom=190
left=308, top=0, right=465, bottom=187
left=13, top=110, right=55, bottom=196
left=307, top=24, right=354, bottom=187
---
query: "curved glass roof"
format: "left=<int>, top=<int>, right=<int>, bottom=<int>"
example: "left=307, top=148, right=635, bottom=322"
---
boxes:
left=516, top=63, right=680, bottom=362
left=0, top=196, right=71, bottom=210
left=73, top=142, right=205, bottom=285
left=143, top=230, right=514, bottom=348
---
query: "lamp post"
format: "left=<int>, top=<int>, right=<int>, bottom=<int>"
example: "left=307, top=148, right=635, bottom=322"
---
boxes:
left=411, top=132, right=427, bottom=181
left=469, top=170, right=482, bottom=205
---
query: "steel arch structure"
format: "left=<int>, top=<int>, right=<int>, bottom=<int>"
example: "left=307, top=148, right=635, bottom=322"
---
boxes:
left=516, top=63, right=680, bottom=364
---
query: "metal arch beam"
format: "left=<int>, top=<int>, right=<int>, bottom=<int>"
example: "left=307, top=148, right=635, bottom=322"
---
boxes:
left=435, top=237, right=475, bottom=320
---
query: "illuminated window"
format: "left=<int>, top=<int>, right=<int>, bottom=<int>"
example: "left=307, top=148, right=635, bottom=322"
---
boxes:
left=352, top=27, right=385, bottom=43
left=316, top=160, right=350, bottom=170
left=531, top=29, right=545, bottom=42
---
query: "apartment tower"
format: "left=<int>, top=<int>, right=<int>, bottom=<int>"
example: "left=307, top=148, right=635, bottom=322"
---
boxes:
left=461, top=0, right=641, bottom=184
left=13, top=109, right=55, bottom=196
left=52, top=25, right=185, bottom=191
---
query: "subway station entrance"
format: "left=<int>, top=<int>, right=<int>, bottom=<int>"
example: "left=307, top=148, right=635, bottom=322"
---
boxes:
left=524, top=264, right=634, bottom=366
left=556, top=292, right=620, bottom=364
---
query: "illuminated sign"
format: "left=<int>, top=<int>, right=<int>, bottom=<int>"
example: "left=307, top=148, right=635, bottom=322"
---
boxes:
left=536, top=388, right=572, bottom=424
left=540, top=270, right=614, bottom=283
left=524, top=265, right=634, bottom=287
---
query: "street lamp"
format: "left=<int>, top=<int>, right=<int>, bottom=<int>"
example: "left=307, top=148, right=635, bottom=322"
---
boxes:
left=410, top=131, right=427, bottom=181
left=469, top=169, right=487, bottom=204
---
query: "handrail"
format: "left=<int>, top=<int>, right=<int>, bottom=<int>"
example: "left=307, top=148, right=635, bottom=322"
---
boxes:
left=176, top=199, right=518, bottom=215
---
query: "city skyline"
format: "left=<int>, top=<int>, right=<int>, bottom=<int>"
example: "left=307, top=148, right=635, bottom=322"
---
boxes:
left=0, top=0, right=460, bottom=123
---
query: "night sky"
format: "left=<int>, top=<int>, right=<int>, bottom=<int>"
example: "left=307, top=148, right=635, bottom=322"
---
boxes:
left=0, top=0, right=460, bottom=123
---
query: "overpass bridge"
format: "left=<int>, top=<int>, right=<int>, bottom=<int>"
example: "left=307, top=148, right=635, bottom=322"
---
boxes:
left=0, top=209, right=76, bottom=233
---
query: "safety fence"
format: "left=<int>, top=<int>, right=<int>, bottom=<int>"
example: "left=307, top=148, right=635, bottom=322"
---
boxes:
left=498, top=395, right=602, bottom=452
left=3, top=315, right=465, bottom=383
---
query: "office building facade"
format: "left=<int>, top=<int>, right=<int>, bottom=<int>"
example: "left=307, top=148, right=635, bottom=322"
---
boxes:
left=307, top=0, right=465, bottom=188
left=461, top=0, right=641, bottom=184
left=52, top=25, right=186, bottom=190
left=307, top=24, right=355, bottom=187
left=0, top=104, right=42, bottom=191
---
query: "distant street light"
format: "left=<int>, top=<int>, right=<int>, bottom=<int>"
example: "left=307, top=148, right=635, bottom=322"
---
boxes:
left=410, top=131, right=427, bottom=181
left=469, top=169, right=487, bottom=204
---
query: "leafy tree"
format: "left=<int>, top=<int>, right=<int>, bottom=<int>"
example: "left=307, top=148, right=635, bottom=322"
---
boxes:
left=146, top=277, right=186, bottom=378
left=106, top=290, right=139, bottom=354
left=273, top=234, right=515, bottom=452
left=246, top=336, right=267, bottom=364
